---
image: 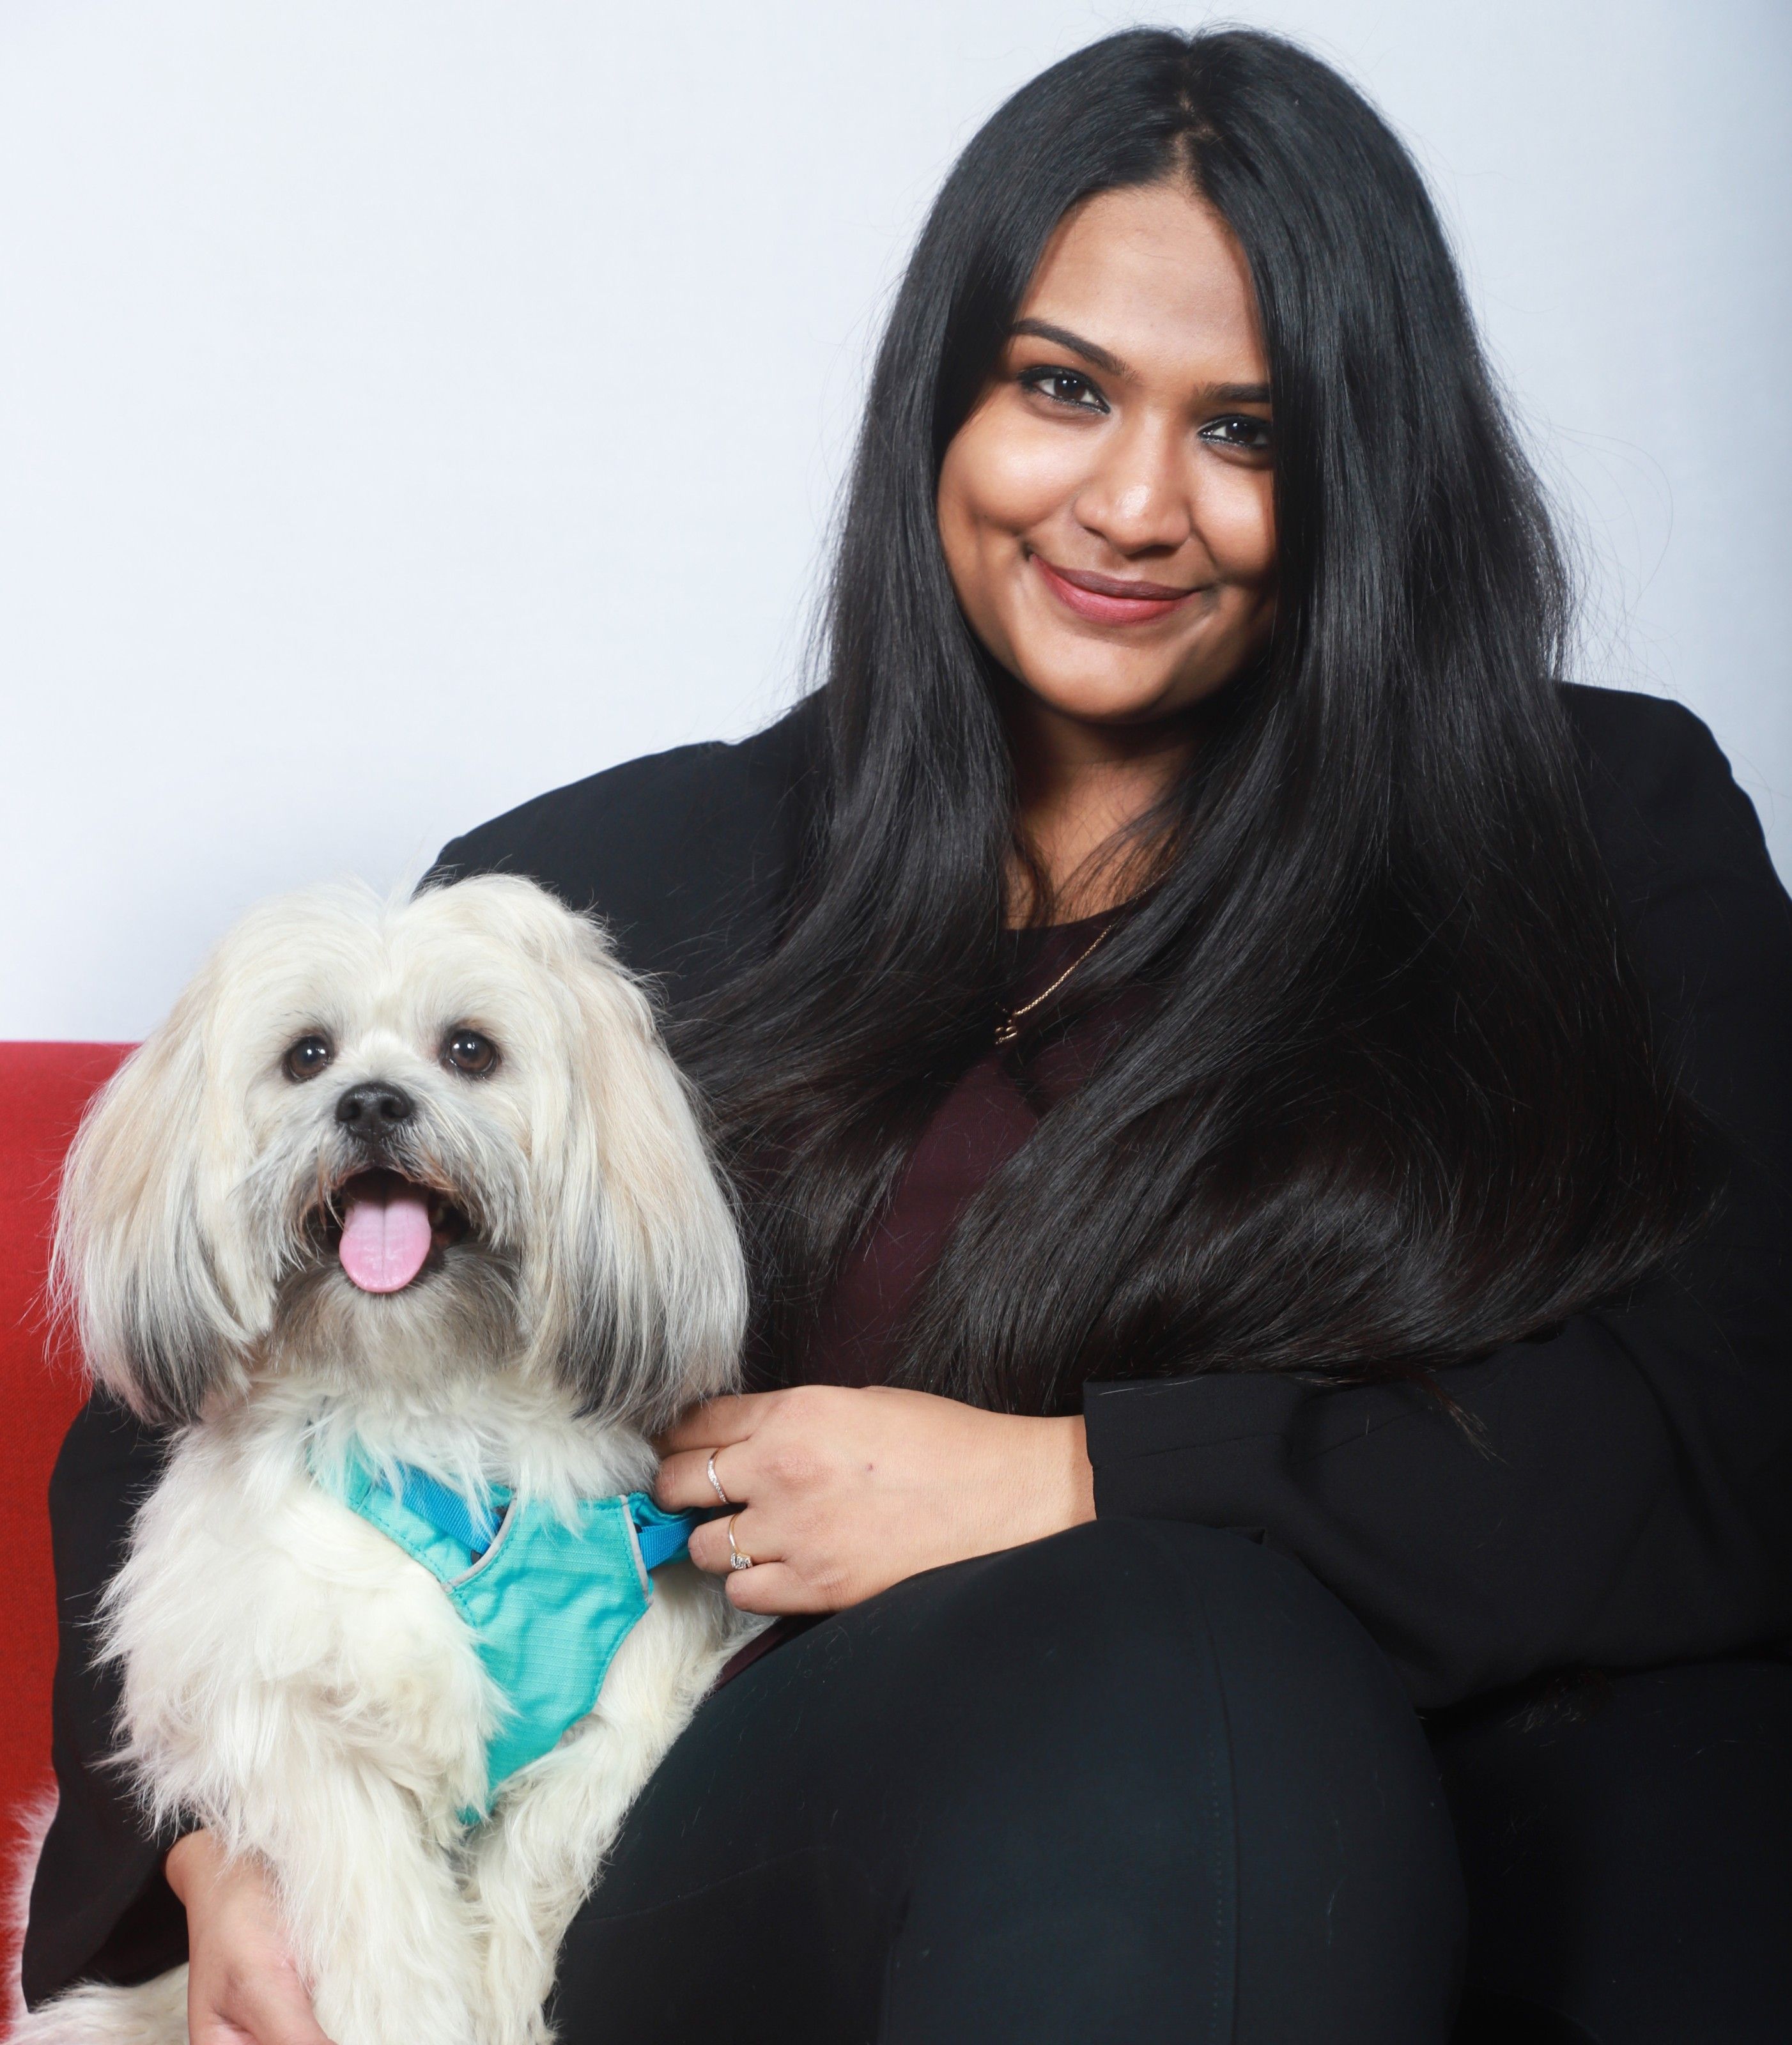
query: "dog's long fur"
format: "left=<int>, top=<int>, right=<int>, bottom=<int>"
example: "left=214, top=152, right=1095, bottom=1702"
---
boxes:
left=17, top=876, right=755, bottom=2044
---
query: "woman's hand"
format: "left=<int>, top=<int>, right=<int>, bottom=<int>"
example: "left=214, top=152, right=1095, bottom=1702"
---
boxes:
left=654, top=1384, right=1097, bottom=1613
left=165, top=1830, right=335, bottom=2045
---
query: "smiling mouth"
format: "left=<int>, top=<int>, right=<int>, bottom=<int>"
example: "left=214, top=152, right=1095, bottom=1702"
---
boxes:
left=1031, top=554, right=1200, bottom=626
left=320, top=1168, right=468, bottom=1295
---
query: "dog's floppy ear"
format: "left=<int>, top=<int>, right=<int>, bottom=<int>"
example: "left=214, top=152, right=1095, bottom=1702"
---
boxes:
left=506, top=887, right=747, bottom=1428
left=52, top=976, right=255, bottom=1426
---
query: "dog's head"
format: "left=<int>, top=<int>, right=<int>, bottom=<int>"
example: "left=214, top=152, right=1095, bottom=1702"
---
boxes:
left=54, top=875, right=745, bottom=1430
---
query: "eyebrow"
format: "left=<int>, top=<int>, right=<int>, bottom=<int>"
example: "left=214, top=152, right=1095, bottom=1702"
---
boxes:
left=1008, top=320, right=1270, bottom=405
left=1010, top=318, right=1129, bottom=377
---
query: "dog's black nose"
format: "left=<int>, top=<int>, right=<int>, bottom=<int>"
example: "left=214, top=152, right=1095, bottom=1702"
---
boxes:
left=334, top=1081, right=416, bottom=1135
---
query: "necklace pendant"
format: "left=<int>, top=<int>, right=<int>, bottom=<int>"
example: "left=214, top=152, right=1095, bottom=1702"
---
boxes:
left=993, top=916, right=1116, bottom=1052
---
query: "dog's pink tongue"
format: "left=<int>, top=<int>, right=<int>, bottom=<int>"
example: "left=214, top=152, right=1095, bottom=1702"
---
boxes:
left=339, top=1183, right=433, bottom=1293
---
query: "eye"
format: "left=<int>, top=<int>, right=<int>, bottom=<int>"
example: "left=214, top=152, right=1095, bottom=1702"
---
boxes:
left=443, top=1028, right=499, bottom=1078
left=282, top=1034, right=334, bottom=1083
left=1018, top=366, right=1109, bottom=413
left=1200, top=413, right=1273, bottom=453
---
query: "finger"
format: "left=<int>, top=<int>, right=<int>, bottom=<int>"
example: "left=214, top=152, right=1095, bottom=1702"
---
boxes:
left=653, top=1445, right=745, bottom=1512
left=686, top=1508, right=774, bottom=1577
left=723, top=1561, right=833, bottom=1616
left=654, top=1392, right=777, bottom=1456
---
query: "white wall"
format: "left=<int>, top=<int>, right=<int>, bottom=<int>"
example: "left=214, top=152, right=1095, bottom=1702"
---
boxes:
left=2, top=0, right=1786, bottom=1040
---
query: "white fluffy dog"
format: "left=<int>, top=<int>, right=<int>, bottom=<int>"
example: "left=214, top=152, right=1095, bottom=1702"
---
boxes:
left=20, top=875, right=753, bottom=2044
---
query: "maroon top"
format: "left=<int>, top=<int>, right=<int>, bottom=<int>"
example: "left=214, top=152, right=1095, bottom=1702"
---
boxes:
left=794, top=905, right=1147, bottom=1389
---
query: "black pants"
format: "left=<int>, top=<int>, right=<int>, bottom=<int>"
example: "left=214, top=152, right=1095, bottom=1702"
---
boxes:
left=552, top=1521, right=1792, bottom=2044
left=1437, top=1656, right=1792, bottom=2044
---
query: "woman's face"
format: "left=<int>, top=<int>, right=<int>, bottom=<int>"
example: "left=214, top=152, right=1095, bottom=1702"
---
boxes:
left=938, top=181, right=1276, bottom=736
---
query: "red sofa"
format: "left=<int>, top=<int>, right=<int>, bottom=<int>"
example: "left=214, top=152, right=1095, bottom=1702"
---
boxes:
left=1, top=1043, right=132, bottom=1972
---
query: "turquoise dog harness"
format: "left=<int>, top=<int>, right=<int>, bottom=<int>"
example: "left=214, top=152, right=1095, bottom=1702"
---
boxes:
left=327, top=1457, right=701, bottom=1818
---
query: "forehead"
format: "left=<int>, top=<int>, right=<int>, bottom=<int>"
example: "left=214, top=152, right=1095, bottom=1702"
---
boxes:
left=213, top=887, right=545, bottom=1035
left=1018, top=181, right=1265, bottom=383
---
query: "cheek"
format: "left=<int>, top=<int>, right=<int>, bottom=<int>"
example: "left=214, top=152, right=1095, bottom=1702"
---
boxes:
left=240, top=1078, right=316, bottom=1163
left=1196, top=468, right=1277, bottom=586
left=477, top=1086, right=537, bottom=1166
left=463, top=1083, right=547, bottom=1190
left=939, top=407, right=1088, bottom=574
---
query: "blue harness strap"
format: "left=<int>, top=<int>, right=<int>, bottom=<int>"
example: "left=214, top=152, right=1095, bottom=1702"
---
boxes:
left=390, top=1463, right=504, bottom=1555
left=633, top=1503, right=701, bottom=1572
left=323, top=1455, right=705, bottom=1819
left=387, top=1465, right=700, bottom=1570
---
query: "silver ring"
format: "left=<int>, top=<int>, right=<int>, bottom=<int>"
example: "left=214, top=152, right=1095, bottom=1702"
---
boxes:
left=706, top=1451, right=730, bottom=1509
left=727, top=1513, right=753, bottom=1571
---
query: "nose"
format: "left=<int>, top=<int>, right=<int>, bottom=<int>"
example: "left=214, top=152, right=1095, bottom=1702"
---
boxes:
left=334, top=1081, right=416, bottom=1136
left=1074, top=417, right=1194, bottom=555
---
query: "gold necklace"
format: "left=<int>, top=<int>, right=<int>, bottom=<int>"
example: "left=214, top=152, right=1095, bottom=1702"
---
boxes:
left=994, top=919, right=1116, bottom=1047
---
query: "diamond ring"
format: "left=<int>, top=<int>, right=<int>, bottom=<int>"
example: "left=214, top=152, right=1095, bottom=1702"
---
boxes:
left=705, top=1451, right=730, bottom=1508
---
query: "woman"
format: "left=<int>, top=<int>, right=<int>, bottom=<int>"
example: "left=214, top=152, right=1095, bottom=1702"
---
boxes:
left=25, top=27, right=1792, bottom=2045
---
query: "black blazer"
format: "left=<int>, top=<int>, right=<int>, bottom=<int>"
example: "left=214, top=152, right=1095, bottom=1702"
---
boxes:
left=24, top=684, right=1792, bottom=2007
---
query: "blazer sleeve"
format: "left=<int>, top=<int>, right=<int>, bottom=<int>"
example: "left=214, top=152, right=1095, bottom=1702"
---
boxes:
left=22, top=1400, right=187, bottom=2005
left=1083, top=694, right=1792, bottom=1710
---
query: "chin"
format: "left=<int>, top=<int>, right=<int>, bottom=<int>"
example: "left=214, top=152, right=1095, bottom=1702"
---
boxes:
left=19, top=875, right=759, bottom=2045
left=1003, top=640, right=1219, bottom=730
left=1001, top=610, right=1256, bottom=736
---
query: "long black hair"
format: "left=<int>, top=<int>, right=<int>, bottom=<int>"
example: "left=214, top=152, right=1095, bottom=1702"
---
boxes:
left=679, top=26, right=1702, bottom=1415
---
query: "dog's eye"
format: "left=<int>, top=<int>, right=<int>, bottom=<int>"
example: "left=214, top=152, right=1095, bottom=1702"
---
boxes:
left=444, top=1028, right=498, bottom=1078
left=282, top=1035, right=334, bottom=1083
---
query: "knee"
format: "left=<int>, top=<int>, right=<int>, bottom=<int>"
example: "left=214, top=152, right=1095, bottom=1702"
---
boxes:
left=925, top=1516, right=1403, bottom=1724
left=1046, top=1520, right=1466, bottom=2026
left=879, top=1519, right=1465, bottom=2038
left=888, top=1516, right=1433, bottom=1803
left=1072, top=1519, right=1466, bottom=2036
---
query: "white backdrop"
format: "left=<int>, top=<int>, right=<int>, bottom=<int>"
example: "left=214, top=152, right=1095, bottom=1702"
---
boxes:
left=2, top=0, right=1787, bottom=1040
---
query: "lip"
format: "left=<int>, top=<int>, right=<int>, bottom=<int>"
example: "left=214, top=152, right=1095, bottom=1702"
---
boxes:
left=1031, top=554, right=1200, bottom=626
